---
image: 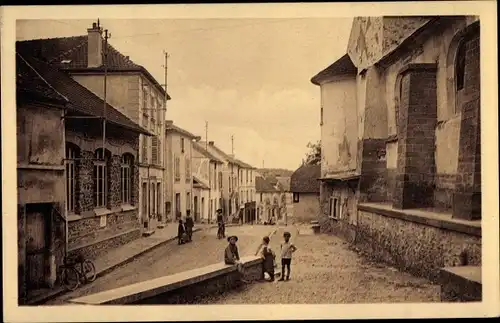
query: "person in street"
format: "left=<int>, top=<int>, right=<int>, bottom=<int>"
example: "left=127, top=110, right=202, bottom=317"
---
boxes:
left=185, top=210, right=194, bottom=242
left=255, top=236, right=276, bottom=282
left=224, top=235, right=248, bottom=283
left=216, top=208, right=225, bottom=238
left=177, top=219, right=187, bottom=245
left=278, top=231, right=297, bottom=281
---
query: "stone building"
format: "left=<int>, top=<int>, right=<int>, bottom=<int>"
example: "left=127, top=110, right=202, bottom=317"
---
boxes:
left=16, top=51, right=148, bottom=303
left=16, top=21, right=170, bottom=234
left=191, top=141, right=224, bottom=223
left=311, top=16, right=481, bottom=283
left=234, top=158, right=257, bottom=224
left=290, top=164, right=321, bottom=224
left=165, top=121, right=198, bottom=221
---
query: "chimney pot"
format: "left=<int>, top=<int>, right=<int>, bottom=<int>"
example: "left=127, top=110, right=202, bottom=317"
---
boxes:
left=92, top=22, right=97, bottom=29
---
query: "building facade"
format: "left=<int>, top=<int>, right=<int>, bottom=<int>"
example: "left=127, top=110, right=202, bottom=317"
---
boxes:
left=17, top=22, right=169, bottom=234
left=16, top=51, right=147, bottom=303
left=192, top=141, right=224, bottom=223
left=312, top=16, right=481, bottom=282
left=290, top=164, right=321, bottom=224
left=165, top=121, right=198, bottom=221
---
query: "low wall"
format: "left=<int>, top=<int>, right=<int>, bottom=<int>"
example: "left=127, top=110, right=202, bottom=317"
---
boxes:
left=69, top=256, right=263, bottom=305
left=356, top=203, right=481, bottom=282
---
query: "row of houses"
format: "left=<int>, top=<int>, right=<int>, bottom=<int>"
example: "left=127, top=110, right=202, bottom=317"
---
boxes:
left=15, top=21, right=258, bottom=302
left=310, top=16, right=481, bottom=283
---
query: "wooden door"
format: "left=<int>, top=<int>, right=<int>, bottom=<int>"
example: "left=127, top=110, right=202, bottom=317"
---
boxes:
left=25, top=205, right=49, bottom=289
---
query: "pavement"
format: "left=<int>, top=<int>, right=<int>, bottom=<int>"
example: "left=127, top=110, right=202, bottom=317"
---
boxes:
left=25, top=222, right=230, bottom=305
left=42, top=224, right=275, bottom=305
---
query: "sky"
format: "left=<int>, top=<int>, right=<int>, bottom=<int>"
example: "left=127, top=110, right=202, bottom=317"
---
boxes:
left=16, top=18, right=353, bottom=170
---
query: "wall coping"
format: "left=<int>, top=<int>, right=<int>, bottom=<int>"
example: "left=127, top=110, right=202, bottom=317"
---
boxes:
left=17, top=163, right=65, bottom=171
left=357, top=203, right=481, bottom=237
left=440, top=266, right=482, bottom=285
left=68, top=227, right=140, bottom=253
left=68, top=205, right=138, bottom=222
left=69, top=255, right=262, bottom=305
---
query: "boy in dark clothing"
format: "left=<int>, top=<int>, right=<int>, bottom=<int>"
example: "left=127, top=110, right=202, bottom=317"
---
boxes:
left=224, top=235, right=248, bottom=283
left=278, top=231, right=297, bottom=281
left=185, top=211, right=194, bottom=242
left=177, top=219, right=186, bottom=245
left=216, top=209, right=225, bottom=238
left=255, top=236, right=276, bottom=282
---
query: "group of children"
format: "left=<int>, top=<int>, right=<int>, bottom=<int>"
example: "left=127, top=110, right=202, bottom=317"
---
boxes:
left=224, top=230, right=297, bottom=283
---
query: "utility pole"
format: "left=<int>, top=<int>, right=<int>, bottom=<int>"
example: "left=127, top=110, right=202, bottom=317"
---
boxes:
left=205, top=121, right=208, bottom=151
left=231, top=135, right=234, bottom=155
left=102, top=26, right=110, bottom=160
left=262, top=160, right=264, bottom=168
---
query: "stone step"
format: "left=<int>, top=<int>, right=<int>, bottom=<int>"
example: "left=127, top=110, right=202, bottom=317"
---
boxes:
left=439, top=265, right=482, bottom=302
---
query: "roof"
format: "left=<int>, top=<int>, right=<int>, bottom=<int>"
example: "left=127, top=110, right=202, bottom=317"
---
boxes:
left=17, top=53, right=151, bottom=135
left=276, top=176, right=291, bottom=192
left=255, top=176, right=278, bottom=193
left=193, top=175, right=210, bottom=190
left=16, top=35, right=170, bottom=100
left=311, top=54, right=357, bottom=85
left=290, top=164, right=321, bottom=193
left=165, top=122, right=199, bottom=140
left=233, top=158, right=255, bottom=169
left=17, top=53, right=68, bottom=104
left=197, top=141, right=237, bottom=164
left=192, top=142, right=224, bottom=164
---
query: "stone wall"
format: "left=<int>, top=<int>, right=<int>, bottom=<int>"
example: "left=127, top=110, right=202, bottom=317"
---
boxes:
left=356, top=206, right=481, bottom=282
left=292, top=193, right=320, bottom=224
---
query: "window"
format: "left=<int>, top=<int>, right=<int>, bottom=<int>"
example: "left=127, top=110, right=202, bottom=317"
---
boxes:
left=121, top=154, right=133, bottom=205
left=174, top=156, right=181, bottom=182
left=141, top=136, right=148, bottom=163
left=152, top=136, right=159, bottom=164
left=250, top=170, right=252, bottom=182
left=320, top=106, right=324, bottom=126
left=93, top=149, right=109, bottom=208
left=229, top=176, right=232, bottom=192
left=65, top=143, right=79, bottom=214
left=246, top=170, right=248, bottom=183
left=157, top=99, right=162, bottom=125
left=218, top=172, right=223, bottom=190
left=187, top=192, right=191, bottom=211
left=181, top=138, right=185, bottom=153
left=185, top=156, right=191, bottom=182
left=142, top=87, right=149, bottom=113
left=293, top=193, right=299, bottom=203
left=455, top=39, right=467, bottom=92
left=260, top=193, right=263, bottom=202
left=175, top=193, right=181, bottom=218
left=329, top=197, right=340, bottom=219
left=157, top=137, right=162, bottom=166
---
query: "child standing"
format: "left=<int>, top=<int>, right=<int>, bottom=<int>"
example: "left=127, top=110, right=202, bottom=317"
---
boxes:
left=278, top=231, right=297, bottom=281
left=255, top=236, right=276, bottom=282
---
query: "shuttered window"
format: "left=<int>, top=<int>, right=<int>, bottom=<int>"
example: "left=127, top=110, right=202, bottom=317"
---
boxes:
left=151, top=136, right=158, bottom=164
left=141, top=136, right=148, bottom=163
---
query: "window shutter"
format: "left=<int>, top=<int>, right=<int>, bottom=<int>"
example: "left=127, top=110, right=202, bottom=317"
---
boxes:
left=151, top=136, right=158, bottom=164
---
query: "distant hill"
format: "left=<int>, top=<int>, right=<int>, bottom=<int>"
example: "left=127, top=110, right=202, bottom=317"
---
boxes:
left=256, top=168, right=294, bottom=178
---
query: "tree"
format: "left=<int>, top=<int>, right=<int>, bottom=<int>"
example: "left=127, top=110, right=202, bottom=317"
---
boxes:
left=303, top=140, right=321, bottom=165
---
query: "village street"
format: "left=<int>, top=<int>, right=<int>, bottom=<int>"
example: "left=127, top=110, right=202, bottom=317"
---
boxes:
left=45, top=225, right=274, bottom=305
left=46, top=224, right=440, bottom=305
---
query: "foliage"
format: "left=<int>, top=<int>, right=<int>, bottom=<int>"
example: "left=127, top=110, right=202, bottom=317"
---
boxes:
left=256, top=168, right=294, bottom=178
left=303, top=140, right=321, bottom=166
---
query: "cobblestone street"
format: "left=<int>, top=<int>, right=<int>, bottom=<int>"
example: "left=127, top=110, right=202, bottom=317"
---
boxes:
left=46, top=225, right=274, bottom=305
left=198, top=226, right=441, bottom=304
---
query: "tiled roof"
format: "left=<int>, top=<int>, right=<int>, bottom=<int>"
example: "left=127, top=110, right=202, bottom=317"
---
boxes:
left=311, top=54, right=357, bottom=85
left=16, top=36, right=170, bottom=100
left=17, top=53, right=68, bottom=104
left=290, top=164, right=321, bottom=193
left=192, top=142, right=224, bottom=163
left=197, top=141, right=236, bottom=164
left=17, top=53, right=151, bottom=135
left=255, top=176, right=278, bottom=193
left=165, top=121, right=199, bottom=139
left=233, top=158, right=255, bottom=169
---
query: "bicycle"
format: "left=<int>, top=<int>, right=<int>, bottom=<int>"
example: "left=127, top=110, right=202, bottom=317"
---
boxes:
left=59, top=254, right=97, bottom=291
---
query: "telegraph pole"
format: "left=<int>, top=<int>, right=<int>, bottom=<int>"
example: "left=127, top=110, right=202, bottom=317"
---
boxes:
left=205, top=121, right=208, bottom=150
left=102, top=26, right=110, bottom=160
left=231, top=135, right=234, bottom=155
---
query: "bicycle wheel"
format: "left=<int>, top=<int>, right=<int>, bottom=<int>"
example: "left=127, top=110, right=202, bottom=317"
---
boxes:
left=83, top=260, right=97, bottom=282
left=61, top=267, right=80, bottom=291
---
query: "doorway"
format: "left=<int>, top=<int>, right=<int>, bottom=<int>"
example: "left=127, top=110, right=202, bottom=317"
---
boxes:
left=201, top=197, right=205, bottom=221
left=193, top=196, right=198, bottom=222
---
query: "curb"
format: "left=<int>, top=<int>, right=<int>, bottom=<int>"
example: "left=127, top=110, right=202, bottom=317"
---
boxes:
left=28, top=226, right=207, bottom=305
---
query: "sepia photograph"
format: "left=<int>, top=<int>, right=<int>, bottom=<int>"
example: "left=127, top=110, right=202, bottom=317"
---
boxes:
left=2, top=1, right=499, bottom=321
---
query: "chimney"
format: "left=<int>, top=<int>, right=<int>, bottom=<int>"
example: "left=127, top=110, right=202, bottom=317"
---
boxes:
left=208, top=141, right=214, bottom=146
left=87, top=21, right=103, bottom=68
left=165, top=120, right=173, bottom=126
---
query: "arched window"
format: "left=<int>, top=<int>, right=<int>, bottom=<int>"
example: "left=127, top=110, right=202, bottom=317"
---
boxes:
left=94, top=149, right=110, bottom=208
left=65, top=143, right=80, bottom=214
left=121, top=154, right=134, bottom=205
left=455, top=39, right=467, bottom=92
